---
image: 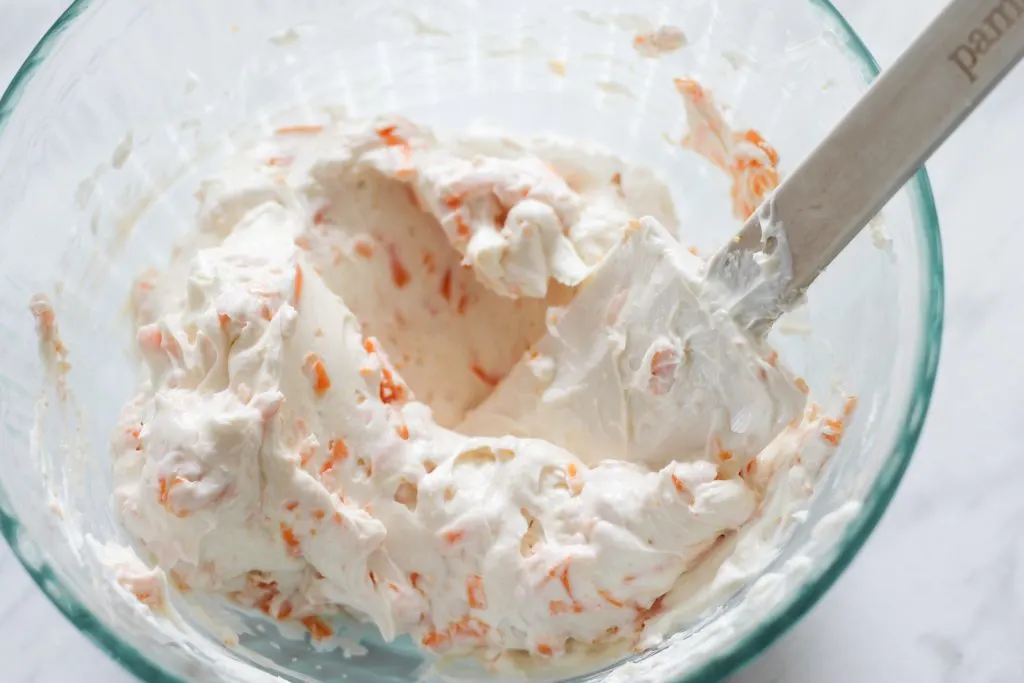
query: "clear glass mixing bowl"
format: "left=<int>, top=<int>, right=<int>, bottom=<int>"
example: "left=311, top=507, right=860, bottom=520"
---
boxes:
left=0, top=0, right=943, bottom=681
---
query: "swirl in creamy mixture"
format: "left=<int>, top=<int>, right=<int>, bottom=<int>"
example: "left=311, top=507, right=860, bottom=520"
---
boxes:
left=112, top=115, right=840, bottom=664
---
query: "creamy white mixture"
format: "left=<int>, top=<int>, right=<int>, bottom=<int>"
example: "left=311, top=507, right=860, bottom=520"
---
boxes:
left=110, top=102, right=852, bottom=670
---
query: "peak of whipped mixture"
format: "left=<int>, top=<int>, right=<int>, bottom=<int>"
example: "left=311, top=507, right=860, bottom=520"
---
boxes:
left=111, top=114, right=844, bottom=670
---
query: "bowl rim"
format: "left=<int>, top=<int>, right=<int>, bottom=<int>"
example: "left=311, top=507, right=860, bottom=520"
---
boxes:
left=0, top=1, right=944, bottom=682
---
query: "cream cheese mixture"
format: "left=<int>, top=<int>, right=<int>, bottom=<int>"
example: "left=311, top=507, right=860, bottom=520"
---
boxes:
left=111, top=94, right=852, bottom=669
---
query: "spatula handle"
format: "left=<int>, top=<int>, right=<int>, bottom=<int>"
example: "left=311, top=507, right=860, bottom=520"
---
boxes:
left=729, top=0, right=1024, bottom=314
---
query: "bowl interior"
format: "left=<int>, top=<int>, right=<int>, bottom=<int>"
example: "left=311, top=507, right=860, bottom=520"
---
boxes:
left=0, top=1, right=941, bottom=682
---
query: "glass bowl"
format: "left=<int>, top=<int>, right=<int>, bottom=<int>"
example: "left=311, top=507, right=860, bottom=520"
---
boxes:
left=0, top=0, right=943, bottom=682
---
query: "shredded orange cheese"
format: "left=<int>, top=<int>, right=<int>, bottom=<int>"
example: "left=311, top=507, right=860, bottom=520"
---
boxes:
left=275, top=124, right=324, bottom=135
left=467, top=574, right=487, bottom=609
left=301, top=615, right=334, bottom=640
left=293, top=264, right=304, bottom=306
left=598, top=589, right=625, bottom=608
left=822, top=417, right=844, bottom=446
left=440, top=269, right=453, bottom=301
left=321, top=438, right=348, bottom=474
left=387, top=244, right=411, bottom=288
left=844, top=395, right=858, bottom=416
left=280, top=523, right=301, bottom=557
left=353, top=239, right=374, bottom=259
left=422, top=630, right=449, bottom=648
left=470, top=363, right=501, bottom=387
left=379, top=367, right=406, bottom=404
left=303, top=353, right=331, bottom=395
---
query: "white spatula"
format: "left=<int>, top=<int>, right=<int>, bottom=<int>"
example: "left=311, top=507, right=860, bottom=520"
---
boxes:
left=709, top=0, right=1024, bottom=331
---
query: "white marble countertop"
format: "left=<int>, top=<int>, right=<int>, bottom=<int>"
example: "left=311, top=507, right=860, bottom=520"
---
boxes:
left=2, top=1, right=1022, bottom=681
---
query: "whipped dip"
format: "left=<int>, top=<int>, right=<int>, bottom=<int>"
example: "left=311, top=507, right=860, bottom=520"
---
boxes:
left=110, top=110, right=850, bottom=669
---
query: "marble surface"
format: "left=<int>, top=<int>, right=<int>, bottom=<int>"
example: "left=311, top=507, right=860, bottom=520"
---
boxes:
left=2, top=1, right=1023, bottom=681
